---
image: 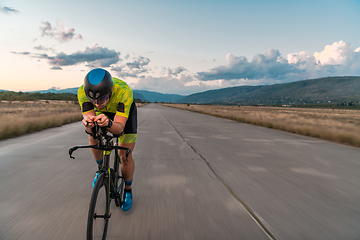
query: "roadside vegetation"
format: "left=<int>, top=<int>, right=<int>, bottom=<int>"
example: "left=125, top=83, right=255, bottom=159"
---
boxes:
left=0, top=91, right=78, bottom=101
left=163, top=104, right=360, bottom=148
left=0, top=100, right=82, bottom=140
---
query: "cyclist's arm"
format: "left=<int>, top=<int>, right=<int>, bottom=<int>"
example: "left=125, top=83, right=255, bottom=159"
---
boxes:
left=78, top=86, right=97, bottom=133
left=82, top=110, right=102, bottom=160
left=105, top=85, right=132, bottom=135
left=110, top=115, right=127, bottom=135
left=82, top=110, right=96, bottom=133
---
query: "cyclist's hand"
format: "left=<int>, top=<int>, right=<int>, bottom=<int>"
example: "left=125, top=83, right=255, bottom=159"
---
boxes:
left=83, top=115, right=95, bottom=129
left=94, top=114, right=110, bottom=127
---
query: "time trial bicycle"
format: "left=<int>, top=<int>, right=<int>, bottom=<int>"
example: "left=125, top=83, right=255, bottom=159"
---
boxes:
left=69, top=123, right=131, bottom=240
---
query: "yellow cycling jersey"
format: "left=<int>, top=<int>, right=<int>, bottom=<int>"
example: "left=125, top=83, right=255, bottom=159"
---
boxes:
left=77, top=78, right=134, bottom=119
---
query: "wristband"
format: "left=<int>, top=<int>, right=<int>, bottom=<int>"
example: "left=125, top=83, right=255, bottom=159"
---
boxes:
left=85, top=129, right=92, bottom=135
left=107, top=119, right=113, bottom=128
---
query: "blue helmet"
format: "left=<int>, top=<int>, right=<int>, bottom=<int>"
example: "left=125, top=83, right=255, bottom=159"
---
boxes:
left=84, top=68, right=113, bottom=100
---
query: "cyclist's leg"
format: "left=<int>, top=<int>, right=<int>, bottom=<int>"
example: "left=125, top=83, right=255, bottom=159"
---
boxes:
left=118, top=134, right=136, bottom=211
left=89, top=136, right=103, bottom=164
left=118, top=102, right=137, bottom=211
left=88, top=135, right=104, bottom=187
left=119, top=141, right=136, bottom=190
left=119, top=102, right=137, bottom=189
left=88, top=122, right=104, bottom=188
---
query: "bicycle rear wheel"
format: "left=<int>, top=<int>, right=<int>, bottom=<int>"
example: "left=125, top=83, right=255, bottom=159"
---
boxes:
left=87, top=173, right=110, bottom=240
left=113, top=152, right=124, bottom=207
left=114, top=177, right=125, bottom=207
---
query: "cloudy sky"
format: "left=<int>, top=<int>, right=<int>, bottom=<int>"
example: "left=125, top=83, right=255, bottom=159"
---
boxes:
left=1, top=0, right=360, bottom=95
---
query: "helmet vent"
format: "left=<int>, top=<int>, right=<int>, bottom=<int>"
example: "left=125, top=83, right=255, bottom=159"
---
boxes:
left=88, top=90, right=94, bottom=98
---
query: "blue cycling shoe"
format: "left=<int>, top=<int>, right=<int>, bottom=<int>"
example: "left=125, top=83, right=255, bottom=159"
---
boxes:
left=93, top=160, right=103, bottom=188
left=92, top=172, right=100, bottom=188
left=121, top=192, right=132, bottom=211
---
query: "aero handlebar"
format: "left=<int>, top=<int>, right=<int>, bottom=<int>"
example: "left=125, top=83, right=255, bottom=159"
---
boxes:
left=69, top=123, right=131, bottom=160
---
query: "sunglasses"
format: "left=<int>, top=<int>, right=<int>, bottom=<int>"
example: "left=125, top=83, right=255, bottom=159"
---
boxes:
left=88, top=93, right=111, bottom=105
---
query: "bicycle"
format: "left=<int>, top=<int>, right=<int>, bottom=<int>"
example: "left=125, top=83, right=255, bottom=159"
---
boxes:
left=69, top=123, right=131, bottom=240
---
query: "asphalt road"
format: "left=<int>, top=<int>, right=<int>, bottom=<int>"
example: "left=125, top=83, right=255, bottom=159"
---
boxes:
left=0, top=103, right=359, bottom=239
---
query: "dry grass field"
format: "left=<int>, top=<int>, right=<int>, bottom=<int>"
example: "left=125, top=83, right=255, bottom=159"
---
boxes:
left=163, top=104, right=360, bottom=148
left=0, top=100, right=82, bottom=140
left=0, top=101, right=147, bottom=140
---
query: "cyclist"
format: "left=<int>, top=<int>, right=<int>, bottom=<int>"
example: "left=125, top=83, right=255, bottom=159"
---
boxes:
left=77, top=68, right=137, bottom=211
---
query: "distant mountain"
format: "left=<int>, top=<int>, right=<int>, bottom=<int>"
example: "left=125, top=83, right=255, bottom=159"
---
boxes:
left=9, top=76, right=359, bottom=105
left=176, top=76, right=360, bottom=105
left=133, top=91, right=147, bottom=101
left=31, top=87, right=78, bottom=94
left=26, top=87, right=183, bottom=103
left=133, top=90, right=184, bottom=103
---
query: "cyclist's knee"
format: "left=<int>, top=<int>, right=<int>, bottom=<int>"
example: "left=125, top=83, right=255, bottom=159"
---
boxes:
left=120, top=152, right=133, bottom=164
left=120, top=154, right=126, bottom=163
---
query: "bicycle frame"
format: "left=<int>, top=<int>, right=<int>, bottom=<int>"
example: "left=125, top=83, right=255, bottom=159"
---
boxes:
left=69, top=124, right=131, bottom=203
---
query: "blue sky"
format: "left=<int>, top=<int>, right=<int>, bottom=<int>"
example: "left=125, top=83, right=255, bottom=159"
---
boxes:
left=1, top=0, right=360, bottom=95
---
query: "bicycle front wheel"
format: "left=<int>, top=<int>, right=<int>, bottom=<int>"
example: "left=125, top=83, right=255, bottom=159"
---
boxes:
left=87, top=173, right=110, bottom=240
